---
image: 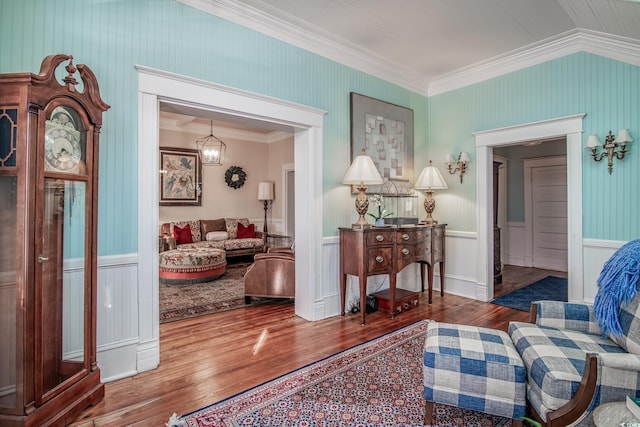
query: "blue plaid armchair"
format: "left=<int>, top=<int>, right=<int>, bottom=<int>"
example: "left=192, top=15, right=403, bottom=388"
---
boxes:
left=509, top=239, right=640, bottom=426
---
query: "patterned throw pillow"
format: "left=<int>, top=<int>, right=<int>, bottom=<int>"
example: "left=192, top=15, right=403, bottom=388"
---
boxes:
left=225, top=218, right=250, bottom=239
left=173, top=224, right=193, bottom=245
left=171, top=220, right=201, bottom=242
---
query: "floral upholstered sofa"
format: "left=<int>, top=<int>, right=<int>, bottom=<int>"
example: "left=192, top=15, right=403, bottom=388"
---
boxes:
left=159, top=218, right=265, bottom=258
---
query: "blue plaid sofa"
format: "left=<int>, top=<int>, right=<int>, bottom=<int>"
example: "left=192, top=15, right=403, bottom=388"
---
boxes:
left=423, top=321, right=526, bottom=425
left=509, top=294, right=640, bottom=426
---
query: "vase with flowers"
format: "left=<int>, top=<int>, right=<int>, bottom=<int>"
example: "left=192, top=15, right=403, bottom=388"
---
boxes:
left=368, top=194, right=393, bottom=226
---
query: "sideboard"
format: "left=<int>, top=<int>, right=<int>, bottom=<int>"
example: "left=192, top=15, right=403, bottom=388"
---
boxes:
left=339, top=224, right=446, bottom=325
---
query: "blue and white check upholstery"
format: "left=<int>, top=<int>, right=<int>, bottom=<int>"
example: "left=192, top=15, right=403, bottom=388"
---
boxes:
left=423, top=321, right=526, bottom=421
left=509, top=297, right=640, bottom=423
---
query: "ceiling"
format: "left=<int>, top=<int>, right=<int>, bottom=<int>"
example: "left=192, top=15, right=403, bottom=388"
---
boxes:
left=168, top=0, right=640, bottom=133
left=183, top=0, right=640, bottom=91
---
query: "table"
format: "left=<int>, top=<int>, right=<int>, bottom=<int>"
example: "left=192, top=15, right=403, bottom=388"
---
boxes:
left=266, top=233, right=293, bottom=249
left=339, top=224, right=446, bottom=325
left=592, top=401, right=640, bottom=426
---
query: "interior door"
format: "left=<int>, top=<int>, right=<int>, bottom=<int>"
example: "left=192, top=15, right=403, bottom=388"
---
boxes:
left=531, top=164, right=568, bottom=271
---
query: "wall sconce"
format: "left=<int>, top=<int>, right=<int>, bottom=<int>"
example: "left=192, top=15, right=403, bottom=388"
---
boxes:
left=258, top=181, right=274, bottom=233
left=585, top=129, right=633, bottom=174
left=445, top=151, right=470, bottom=183
left=196, top=120, right=227, bottom=166
left=342, top=150, right=383, bottom=228
left=414, top=161, right=448, bottom=226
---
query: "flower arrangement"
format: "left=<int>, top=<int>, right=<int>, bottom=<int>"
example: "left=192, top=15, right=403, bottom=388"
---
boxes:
left=367, top=194, right=393, bottom=222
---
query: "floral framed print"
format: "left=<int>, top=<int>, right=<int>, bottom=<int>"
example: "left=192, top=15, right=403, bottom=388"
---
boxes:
left=350, top=92, right=414, bottom=195
left=159, top=147, right=202, bottom=206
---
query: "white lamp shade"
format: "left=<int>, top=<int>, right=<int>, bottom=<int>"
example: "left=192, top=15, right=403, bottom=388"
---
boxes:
left=343, top=153, right=384, bottom=185
left=459, top=151, right=471, bottom=163
left=616, top=128, right=633, bottom=144
left=585, top=134, right=602, bottom=148
left=415, top=162, right=448, bottom=190
left=258, top=181, right=274, bottom=201
left=445, top=153, right=455, bottom=164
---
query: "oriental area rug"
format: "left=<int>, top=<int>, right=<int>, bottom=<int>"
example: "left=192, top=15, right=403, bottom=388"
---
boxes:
left=167, top=321, right=512, bottom=427
left=491, top=276, right=568, bottom=312
left=160, top=260, right=261, bottom=323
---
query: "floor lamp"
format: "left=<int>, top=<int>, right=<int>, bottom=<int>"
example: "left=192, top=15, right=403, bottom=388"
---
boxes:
left=258, top=181, right=274, bottom=233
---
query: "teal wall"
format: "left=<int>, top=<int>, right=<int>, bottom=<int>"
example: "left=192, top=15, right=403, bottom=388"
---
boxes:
left=2, top=2, right=638, bottom=253
left=428, top=52, right=640, bottom=241
left=0, top=0, right=427, bottom=254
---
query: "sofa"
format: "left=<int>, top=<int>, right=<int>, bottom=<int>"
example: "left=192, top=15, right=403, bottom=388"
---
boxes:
left=159, top=218, right=266, bottom=258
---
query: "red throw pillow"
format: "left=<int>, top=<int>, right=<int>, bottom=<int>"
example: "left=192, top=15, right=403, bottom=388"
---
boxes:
left=237, top=223, right=256, bottom=239
left=173, top=224, right=193, bottom=245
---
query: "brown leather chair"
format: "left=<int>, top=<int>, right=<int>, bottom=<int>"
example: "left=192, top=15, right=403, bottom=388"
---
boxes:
left=244, top=248, right=295, bottom=303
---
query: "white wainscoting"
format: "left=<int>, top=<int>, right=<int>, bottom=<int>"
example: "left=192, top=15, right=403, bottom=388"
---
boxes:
left=582, top=239, right=625, bottom=303
left=96, top=253, right=141, bottom=382
left=503, top=222, right=526, bottom=267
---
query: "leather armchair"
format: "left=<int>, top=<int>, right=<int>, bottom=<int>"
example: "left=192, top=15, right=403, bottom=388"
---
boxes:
left=244, top=248, right=295, bottom=303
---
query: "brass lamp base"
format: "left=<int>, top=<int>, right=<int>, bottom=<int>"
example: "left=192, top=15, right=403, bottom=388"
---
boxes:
left=421, top=189, right=438, bottom=226
left=352, top=183, right=372, bottom=228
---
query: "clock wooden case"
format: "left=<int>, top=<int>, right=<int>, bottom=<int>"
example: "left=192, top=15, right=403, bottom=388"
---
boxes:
left=0, top=54, right=109, bottom=426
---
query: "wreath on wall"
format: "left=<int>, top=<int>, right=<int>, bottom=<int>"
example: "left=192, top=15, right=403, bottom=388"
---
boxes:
left=224, top=165, right=247, bottom=189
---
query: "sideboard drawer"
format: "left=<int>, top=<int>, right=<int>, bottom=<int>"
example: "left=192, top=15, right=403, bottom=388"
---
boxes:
left=367, top=247, right=393, bottom=274
left=395, top=229, right=420, bottom=244
left=396, top=244, right=420, bottom=271
left=366, top=230, right=394, bottom=246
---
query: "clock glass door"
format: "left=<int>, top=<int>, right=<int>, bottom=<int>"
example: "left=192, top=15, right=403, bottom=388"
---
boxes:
left=39, top=179, right=87, bottom=397
left=38, top=104, right=88, bottom=400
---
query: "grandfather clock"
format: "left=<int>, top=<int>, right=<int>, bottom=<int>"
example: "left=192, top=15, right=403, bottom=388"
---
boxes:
left=0, top=55, right=109, bottom=426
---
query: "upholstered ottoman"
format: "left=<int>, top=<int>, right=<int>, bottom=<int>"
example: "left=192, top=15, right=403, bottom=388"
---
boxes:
left=423, top=321, right=526, bottom=426
left=159, top=247, right=226, bottom=285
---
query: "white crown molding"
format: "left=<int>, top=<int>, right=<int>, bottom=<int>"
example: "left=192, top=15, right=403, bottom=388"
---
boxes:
left=177, top=0, right=429, bottom=95
left=177, top=1, right=640, bottom=97
left=428, top=29, right=640, bottom=96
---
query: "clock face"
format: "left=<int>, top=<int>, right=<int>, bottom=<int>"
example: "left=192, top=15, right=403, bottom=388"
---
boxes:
left=44, top=107, right=83, bottom=173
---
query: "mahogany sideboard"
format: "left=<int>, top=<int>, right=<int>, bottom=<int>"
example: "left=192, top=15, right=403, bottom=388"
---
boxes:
left=339, top=224, right=446, bottom=325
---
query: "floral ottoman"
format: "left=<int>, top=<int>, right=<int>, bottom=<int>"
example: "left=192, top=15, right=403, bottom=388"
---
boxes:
left=159, top=247, right=226, bottom=285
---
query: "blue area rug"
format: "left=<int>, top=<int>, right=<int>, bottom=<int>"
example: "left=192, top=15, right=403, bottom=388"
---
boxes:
left=492, top=276, right=568, bottom=311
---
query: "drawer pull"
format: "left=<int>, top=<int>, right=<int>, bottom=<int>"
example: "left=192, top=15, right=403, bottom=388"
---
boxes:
left=375, top=255, right=384, bottom=263
left=402, top=233, right=410, bottom=241
left=376, top=234, right=384, bottom=242
left=402, top=248, right=410, bottom=255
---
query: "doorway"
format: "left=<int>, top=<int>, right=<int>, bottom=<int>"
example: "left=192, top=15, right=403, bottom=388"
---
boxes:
left=137, top=66, right=326, bottom=371
left=493, top=150, right=568, bottom=298
left=474, top=114, right=585, bottom=303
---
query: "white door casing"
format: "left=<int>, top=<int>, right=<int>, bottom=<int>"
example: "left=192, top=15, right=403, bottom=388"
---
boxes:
left=137, top=66, right=326, bottom=371
left=474, top=114, right=584, bottom=303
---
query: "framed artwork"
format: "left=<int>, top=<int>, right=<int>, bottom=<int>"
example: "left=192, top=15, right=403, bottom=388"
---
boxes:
left=350, top=92, right=414, bottom=194
left=159, top=147, right=202, bottom=206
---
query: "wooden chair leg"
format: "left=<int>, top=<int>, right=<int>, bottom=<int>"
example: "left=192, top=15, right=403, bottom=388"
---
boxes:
left=424, top=401, right=433, bottom=425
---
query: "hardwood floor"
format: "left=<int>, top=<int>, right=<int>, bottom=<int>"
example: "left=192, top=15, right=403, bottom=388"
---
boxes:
left=70, top=267, right=561, bottom=426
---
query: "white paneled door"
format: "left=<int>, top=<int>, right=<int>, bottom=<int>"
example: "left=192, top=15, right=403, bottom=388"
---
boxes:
left=530, top=163, right=568, bottom=271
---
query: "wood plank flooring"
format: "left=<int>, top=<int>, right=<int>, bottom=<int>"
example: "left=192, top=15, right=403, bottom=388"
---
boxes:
left=70, top=266, right=563, bottom=426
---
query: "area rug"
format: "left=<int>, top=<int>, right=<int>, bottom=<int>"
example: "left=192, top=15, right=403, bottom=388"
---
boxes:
left=160, top=260, right=257, bottom=323
left=168, top=321, right=512, bottom=426
left=491, top=276, right=568, bottom=312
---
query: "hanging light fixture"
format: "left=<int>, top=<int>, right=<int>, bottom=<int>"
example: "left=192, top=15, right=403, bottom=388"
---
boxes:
left=196, top=120, right=226, bottom=166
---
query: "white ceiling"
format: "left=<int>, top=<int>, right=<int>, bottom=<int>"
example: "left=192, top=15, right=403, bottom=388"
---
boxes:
left=169, top=0, right=640, bottom=133
left=182, top=0, right=640, bottom=93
